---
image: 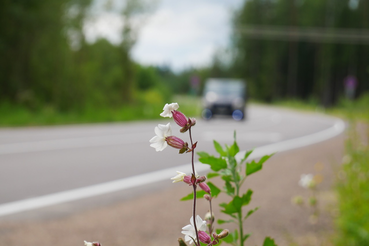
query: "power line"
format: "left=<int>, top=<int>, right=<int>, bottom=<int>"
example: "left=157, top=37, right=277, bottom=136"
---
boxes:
left=235, top=25, right=369, bottom=44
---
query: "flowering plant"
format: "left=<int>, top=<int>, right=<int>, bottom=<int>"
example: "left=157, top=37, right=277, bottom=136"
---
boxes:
left=84, top=102, right=277, bottom=246
left=292, top=162, right=324, bottom=224
left=151, top=102, right=228, bottom=246
left=185, top=132, right=277, bottom=246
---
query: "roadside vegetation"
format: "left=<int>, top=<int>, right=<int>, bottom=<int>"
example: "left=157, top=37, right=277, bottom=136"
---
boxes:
left=275, top=93, right=369, bottom=246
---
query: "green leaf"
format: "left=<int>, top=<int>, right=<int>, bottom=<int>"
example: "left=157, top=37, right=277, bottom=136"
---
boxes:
left=213, top=140, right=226, bottom=156
left=241, top=189, right=253, bottom=206
left=243, top=234, right=251, bottom=242
left=246, top=160, right=262, bottom=176
left=259, top=154, right=273, bottom=165
left=219, top=203, right=227, bottom=209
left=244, top=207, right=259, bottom=220
left=221, top=196, right=243, bottom=215
left=263, top=237, right=278, bottom=246
left=224, top=181, right=235, bottom=196
left=207, top=172, right=220, bottom=179
left=221, top=201, right=237, bottom=215
left=197, top=151, right=210, bottom=158
left=217, top=219, right=235, bottom=224
left=232, top=196, right=243, bottom=211
left=221, top=175, right=233, bottom=182
left=246, top=154, right=273, bottom=176
left=228, top=140, right=240, bottom=157
left=241, top=149, right=253, bottom=163
left=180, top=190, right=207, bottom=201
left=207, top=181, right=221, bottom=197
left=198, top=156, right=227, bottom=171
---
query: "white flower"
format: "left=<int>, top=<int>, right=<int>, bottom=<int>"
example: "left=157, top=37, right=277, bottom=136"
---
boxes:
left=149, top=123, right=172, bottom=151
left=181, top=215, right=207, bottom=244
left=160, top=103, right=179, bottom=118
left=299, top=174, right=314, bottom=188
left=171, top=171, right=187, bottom=183
left=84, top=241, right=101, bottom=246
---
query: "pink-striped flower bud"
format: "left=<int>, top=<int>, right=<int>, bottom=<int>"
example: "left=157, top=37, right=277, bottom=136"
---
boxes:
left=172, top=110, right=188, bottom=127
left=199, top=182, right=211, bottom=194
left=183, top=175, right=192, bottom=185
left=196, top=176, right=207, bottom=183
left=198, top=231, right=211, bottom=244
left=165, top=136, right=189, bottom=153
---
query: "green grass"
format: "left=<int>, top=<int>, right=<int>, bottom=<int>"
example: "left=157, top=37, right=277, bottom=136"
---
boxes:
left=273, top=94, right=369, bottom=246
left=334, top=124, right=369, bottom=246
left=0, top=95, right=202, bottom=127
left=0, top=102, right=165, bottom=127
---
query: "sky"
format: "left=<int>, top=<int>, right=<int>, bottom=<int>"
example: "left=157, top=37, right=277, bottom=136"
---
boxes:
left=84, top=0, right=243, bottom=71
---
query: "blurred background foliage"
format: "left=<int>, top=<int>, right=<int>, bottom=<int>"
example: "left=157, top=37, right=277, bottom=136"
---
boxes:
left=0, top=0, right=368, bottom=125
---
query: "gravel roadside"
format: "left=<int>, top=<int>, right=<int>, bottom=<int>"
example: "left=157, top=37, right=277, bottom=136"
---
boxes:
left=0, top=133, right=345, bottom=246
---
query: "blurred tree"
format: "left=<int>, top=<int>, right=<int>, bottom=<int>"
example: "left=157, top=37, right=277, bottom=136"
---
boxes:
left=0, top=0, right=91, bottom=110
left=232, top=0, right=369, bottom=105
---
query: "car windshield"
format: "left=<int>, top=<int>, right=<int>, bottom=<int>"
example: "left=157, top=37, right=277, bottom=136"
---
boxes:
left=204, top=81, right=245, bottom=97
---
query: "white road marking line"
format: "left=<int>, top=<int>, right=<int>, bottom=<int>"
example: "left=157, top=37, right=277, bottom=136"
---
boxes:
left=202, top=131, right=283, bottom=143
left=0, top=132, right=152, bottom=155
left=0, top=117, right=345, bottom=217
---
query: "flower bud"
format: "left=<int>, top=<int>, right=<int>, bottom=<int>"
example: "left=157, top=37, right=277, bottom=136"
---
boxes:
left=166, top=136, right=188, bottom=152
left=196, top=176, right=207, bottom=183
left=199, top=182, right=211, bottom=194
left=198, top=231, right=211, bottom=244
left=178, top=238, right=188, bottom=246
left=204, top=194, right=212, bottom=201
left=172, top=110, right=188, bottom=127
left=189, top=118, right=196, bottom=127
left=204, top=211, right=214, bottom=222
left=183, top=175, right=193, bottom=185
left=217, top=229, right=229, bottom=239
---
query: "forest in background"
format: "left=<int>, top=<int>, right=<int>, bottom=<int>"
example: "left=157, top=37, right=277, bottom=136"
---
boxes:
left=229, top=0, right=369, bottom=107
left=0, top=0, right=368, bottom=123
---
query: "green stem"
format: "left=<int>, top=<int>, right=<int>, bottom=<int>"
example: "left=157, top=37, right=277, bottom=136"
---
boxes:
left=231, top=167, right=244, bottom=246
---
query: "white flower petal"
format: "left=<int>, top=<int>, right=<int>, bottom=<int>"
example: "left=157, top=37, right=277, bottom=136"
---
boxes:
left=171, top=171, right=186, bottom=183
left=160, top=103, right=179, bottom=118
left=150, top=139, right=167, bottom=151
left=150, top=123, right=172, bottom=151
left=181, top=215, right=207, bottom=244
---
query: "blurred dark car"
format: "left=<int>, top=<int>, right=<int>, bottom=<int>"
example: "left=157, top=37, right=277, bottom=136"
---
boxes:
left=202, top=78, right=247, bottom=120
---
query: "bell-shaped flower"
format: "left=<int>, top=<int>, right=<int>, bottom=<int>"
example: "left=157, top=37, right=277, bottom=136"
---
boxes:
left=171, top=171, right=187, bottom=183
left=160, top=103, right=179, bottom=118
left=172, top=110, right=188, bottom=127
left=198, top=231, right=211, bottom=244
left=181, top=215, right=208, bottom=244
left=149, top=123, right=172, bottom=151
left=199, top=182, right=211, bottom=194
left=166, top=136, right=189, bottom=153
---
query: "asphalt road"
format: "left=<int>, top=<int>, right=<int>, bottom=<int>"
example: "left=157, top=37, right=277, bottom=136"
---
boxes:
left=0, top=104, right=344, bottom=220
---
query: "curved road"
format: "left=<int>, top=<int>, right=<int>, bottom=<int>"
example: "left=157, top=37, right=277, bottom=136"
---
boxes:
left=0, top=105, right=344, bottom=219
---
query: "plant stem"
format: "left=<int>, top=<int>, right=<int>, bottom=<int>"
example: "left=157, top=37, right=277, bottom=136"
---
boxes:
left=232, top=167, right=244, bottom=246
left=189, top=127, right=200, bottom=246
